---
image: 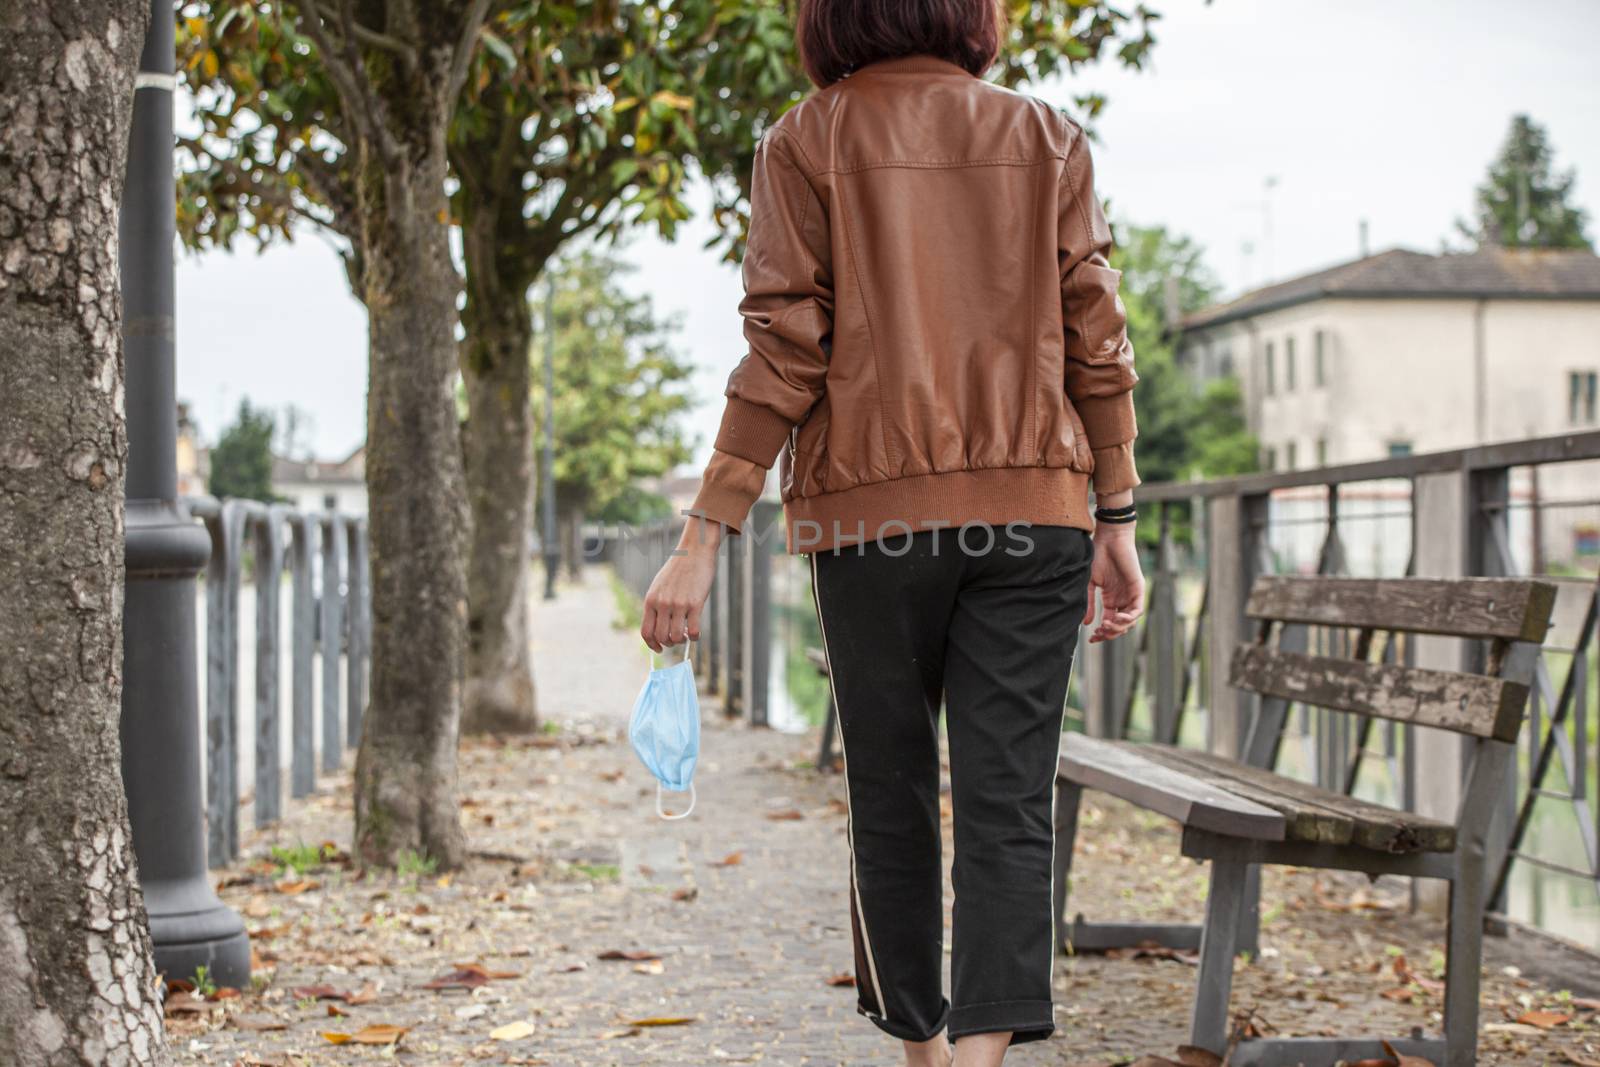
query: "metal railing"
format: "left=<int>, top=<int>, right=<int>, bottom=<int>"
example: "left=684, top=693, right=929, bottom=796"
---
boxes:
left=1081, top=430, right=1600, bottom=948
left=187, top=496, right=371, bottom=868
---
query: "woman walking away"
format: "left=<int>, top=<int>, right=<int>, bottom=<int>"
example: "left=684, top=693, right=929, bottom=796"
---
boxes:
left=641, top=1, right=1145, bottom=1063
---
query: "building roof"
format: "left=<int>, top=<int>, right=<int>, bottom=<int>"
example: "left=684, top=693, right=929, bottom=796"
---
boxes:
left=273, top=444, right=366, bottom=486
left=1180, top=247, right=1600, bottom=332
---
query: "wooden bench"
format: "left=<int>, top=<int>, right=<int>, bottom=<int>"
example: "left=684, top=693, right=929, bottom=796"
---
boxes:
left=1054, top=576, right=1556, bottom=1067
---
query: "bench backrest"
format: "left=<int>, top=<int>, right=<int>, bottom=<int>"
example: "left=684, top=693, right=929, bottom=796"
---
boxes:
left=1229, top=576, right=1556, bottom=742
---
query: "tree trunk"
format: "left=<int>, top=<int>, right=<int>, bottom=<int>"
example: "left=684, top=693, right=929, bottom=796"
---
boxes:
left=0, top=3, right=170, bottom=1064
left=459, top=287, right=537, bottom=735
left=560, top=503, right=585, bottom=580
left=349, top=42, right=474, bottom=870
left=454, top=88, right=542, bottom=736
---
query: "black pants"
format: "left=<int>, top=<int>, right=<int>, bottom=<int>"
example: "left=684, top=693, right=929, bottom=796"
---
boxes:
left=809, top=524, right=1093, bottom=1045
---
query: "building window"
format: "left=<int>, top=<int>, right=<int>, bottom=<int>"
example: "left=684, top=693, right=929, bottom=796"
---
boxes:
left=1285, top=337, right=1297, bottom=392
left=1263, top=446, right=1277, bottom=471
left=1313, top=329, right=1327, bottom=387
left=1285, top=440, right=1298, bottom=470
left=1264, top=341, right=1276, bottom=395
left=1571, top=370, right=1599, bottom=425
left=1387, top=440, right=1413, bottom=458
left=1315, top=438, right=1328, bottom=466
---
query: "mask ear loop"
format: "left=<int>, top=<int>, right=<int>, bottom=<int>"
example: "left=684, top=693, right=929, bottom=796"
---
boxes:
left=656, top=782, right=696, bottom=820
left=644, top=640, right=694, bottom=670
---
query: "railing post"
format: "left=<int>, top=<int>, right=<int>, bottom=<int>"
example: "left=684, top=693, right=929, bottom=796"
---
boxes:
left=1151, top=503, right=1179, bottom=744
left=254, top=505, right=287, bottom=826
left=319, top=513, right=345, bottom=772
left=345, top=517, right=370, bottom=748
left=1409, top=467, right=1473, bottom=914
left=289, top=512, right=317, bottom=797
left=203, top=498, right=246, bottom=867
left=726, top=530, right=747, bottom=718
left=748, top=500, right=781, bottom=728
left=1206, top=490, right=1267, bottom=758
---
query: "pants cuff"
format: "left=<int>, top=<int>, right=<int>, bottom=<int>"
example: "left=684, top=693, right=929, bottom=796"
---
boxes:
left=948, top=999, right=1054, bottom=1045
left=859, top=998, right=950, bottom=1043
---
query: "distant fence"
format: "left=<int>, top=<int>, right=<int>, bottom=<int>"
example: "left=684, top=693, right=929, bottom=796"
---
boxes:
left=186, top=496, right=371, bottom=868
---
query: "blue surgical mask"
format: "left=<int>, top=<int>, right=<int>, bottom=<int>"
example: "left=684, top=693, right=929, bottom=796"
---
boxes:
left=629, top=642, right=700, bottom=819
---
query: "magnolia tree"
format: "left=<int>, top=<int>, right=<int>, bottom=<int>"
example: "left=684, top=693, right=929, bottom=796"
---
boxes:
left=176, top=0, right=1163, bottom=860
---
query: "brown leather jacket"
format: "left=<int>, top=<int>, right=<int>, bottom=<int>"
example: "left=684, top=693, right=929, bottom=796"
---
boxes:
left=690, top=54, right=1139, bottom=552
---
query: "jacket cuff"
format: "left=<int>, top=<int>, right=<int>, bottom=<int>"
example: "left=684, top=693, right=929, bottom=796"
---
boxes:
left=687, top=451, right=769, bottom=535
left=713, top=396, right=794, bottom=467
left=1073, top=391, right=1138, bottom=451
left=1090, top=442, right=1141, bottom=495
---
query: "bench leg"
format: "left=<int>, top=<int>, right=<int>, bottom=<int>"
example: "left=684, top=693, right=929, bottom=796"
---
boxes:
left=1237, top=862, right=1262, bottom=957
left=1443, top=859, right=1483, bottom=1067
left=1052, top=780, right=1082, bottom=954
left=1190, top=856, right=1248, bottom=1054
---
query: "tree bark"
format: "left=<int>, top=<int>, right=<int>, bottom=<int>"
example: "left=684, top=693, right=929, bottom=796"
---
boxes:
left=347, top=6, right=483, bottom=870
left=458, top=284, right=538, bottom=735
left=454, top=85, right=543, bottom=735
left=559, top=502, right=585, bottom=581
left=0, top=3, right=170, bottom=1065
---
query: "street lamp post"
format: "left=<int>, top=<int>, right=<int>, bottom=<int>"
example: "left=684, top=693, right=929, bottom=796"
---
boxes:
left=120, top=0, right=250, bottom=988
left=541, top=276, right=559, bottom=600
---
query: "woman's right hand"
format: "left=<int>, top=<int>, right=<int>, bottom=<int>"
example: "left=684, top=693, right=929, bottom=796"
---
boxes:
left=640, top=517, right=724, bottom=652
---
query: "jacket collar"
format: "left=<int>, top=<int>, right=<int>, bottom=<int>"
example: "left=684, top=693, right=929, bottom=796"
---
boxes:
left=851, top=54, right=976, bottom=79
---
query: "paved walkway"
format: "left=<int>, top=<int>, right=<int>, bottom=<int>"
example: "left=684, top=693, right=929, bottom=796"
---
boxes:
left=169, top=566, right=1599, bottom=1066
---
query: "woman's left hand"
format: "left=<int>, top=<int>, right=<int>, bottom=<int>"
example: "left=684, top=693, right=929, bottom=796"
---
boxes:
left=1084, top=523, right=1144, bottom=644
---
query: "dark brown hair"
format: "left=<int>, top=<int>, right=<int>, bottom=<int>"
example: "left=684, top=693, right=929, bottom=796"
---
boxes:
left=795, top=0, right=1005, bottom=88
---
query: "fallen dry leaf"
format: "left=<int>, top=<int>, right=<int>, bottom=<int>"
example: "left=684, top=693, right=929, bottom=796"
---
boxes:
left=1515, top=1009, right=1572, bottom=1029
left=274, top=879, right=319, bottom=895
left=623, top=1015, right=696, bottom=1027
left=421, top=962, right=519, bottom=991
left=766, top=809, right=804, bottom=821
left=598, top=949, right=661, bottom=962
left=490, top=1020, right=535, bottom=1041
left=1380, top=986, right=1416, bottom=1002
left=326, top=1003, right=348, bottom=1018
left=825, top=972, right=856, bottom=987
left=633, top=959, right=665, bottom=975
left=1173, top=1046, right=1223, bottom=1067
left=670, top=886, right=698, bottom=902
left=1381, top=1039, right=1439, bottom=1067
left=711, top=851, right=743, bottom=867
left=229, top=1014, right=287, bottom=1032
left=322, top=1023, right=407, bottom=1046
left=1564, top=1051, right=1600, bottom=1067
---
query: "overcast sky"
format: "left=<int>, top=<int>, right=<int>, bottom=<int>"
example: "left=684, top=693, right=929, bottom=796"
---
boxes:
left=174, top=0, right=1600, bottom=463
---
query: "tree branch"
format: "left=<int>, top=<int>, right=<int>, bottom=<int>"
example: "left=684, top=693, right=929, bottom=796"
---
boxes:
left=313, top=1, right=416, bottom=69
left=289, top=1, right=403, bottom=167
left=446, top=0, right=493, bottom=104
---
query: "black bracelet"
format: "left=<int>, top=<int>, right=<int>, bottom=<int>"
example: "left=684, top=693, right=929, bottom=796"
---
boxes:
left=1094, top=508, right=1138, bottom=524
left=1095, top=502, right=1136, bottom=517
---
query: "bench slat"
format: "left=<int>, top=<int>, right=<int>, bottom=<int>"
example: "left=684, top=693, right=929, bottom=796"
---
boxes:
left=1130, top=744, right=1353, bottom=846
left=1245, top=576, right=1556, bottom=643
left=1229, top=645, right=1527, bottom=741
left=1058, top=735, right=1285, bottom=842
left=1143, top=744, right=1456, bottom=853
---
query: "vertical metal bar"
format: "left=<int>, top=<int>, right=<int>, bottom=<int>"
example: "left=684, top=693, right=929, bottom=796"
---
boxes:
left=319, top=513, right=345, bottom=772
left=705, top=538, right=722, bottom=697
left=254, top=505, right=285, bottom=826
left=726, top=531, right=747, bottom=718
left=345, top=517, right=369, bottom=747
left=1152, top=503, right=1178, bottom=744
left=204, top=499, right=246, bottom=867
left=289, top=512, right=316, bottom=796
left=749, top=501, right=778, bottom=727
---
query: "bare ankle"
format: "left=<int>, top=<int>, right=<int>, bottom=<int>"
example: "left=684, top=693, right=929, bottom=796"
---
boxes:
left=903, top=1033, right=952, bottom=1067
